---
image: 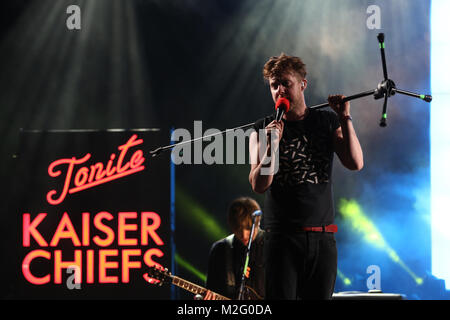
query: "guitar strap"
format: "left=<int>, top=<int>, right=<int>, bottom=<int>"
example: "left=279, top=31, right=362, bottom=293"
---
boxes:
left=224, top=234, right=235, bottom=289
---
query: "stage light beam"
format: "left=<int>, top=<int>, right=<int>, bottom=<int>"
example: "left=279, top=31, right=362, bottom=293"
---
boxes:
left=337, top=269, right=352, bottom=286
left=431, top=0, right=450, bottom=290
left=339, top=199, right=424, bottom=286
left=175, top=186, right=228, bottom=241
left=175, top=253, right=206, bottom=283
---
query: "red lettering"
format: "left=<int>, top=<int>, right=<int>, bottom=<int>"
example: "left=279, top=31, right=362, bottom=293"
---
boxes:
left=143, top=248, right=164, bottom=270
left=106, top=154, right=117, bottom=177
left=118, top=212, right=138, bottom=246
left=23, top=211, right=163, bottom=247
left=117, top=134, right=144, bottom=172
left=23, top=213, right=48, bottom=247
left=54, top=250, right=82, bottom=284
left=21, top=248, right=164, bottom=285
left=46, top=134, right=145, bottom=205
left=82, top=212, right=90, bottom=246
left=141, top=212, right=164, bottom=246
left=93, top=211, right=115, bottom=247
left=122, top=249, right=142, bottom=283
left=130, top=150, right=145, bottom=168
left=22, top=250, right=51, bottom=285
left=88, top=162, right=106, bottom=182
left=21, top=210, right=166, bottom=285
left=50, top=212, right=81, bottom=247
left=74, top=167, right=89, bottom=187
left=99, top=249, right=119, bottom=283
left=86, top=249, right=95, bottom=283
left=46, top=154, right=91, bottom=205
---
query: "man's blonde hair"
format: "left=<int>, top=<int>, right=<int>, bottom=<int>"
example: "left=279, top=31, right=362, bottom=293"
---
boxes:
left=263, top=53, right=307, bottom=81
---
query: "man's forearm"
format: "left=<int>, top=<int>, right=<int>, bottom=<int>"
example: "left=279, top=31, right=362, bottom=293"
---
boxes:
left=250, top=161, right=274, bottom=193
left=249, top=137, right=279, bottom=193
left=339, top=117, right=364, bottom=170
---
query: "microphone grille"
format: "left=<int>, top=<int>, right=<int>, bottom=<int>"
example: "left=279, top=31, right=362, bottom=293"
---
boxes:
left=275, top=97, right=290, bottom=112
left=252, top=210, right=262, bottom=217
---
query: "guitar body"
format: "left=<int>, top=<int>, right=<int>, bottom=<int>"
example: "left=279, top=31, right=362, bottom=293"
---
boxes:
left=239, top=285, right=263, bottom=300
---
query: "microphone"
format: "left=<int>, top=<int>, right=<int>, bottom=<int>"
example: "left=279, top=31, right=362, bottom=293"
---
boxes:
left=275, top=97, right=290, bottom=121
left=252, top=210, right=262, bottom=218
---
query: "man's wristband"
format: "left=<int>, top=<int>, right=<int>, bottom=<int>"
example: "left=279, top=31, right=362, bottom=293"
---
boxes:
left=340, top=115, right=353, bottom=122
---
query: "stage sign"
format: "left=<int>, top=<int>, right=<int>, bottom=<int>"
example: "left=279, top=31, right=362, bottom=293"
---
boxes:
left=4, top=129, right=172, bottom=299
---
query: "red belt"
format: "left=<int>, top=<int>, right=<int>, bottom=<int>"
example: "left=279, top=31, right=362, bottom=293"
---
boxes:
left=266, top=224, right=338, bottom=233
left=301, top=225, right=338, bottom=233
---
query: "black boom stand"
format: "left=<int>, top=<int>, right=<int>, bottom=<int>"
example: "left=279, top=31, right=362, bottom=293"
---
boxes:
left=149, top=33, right=432, bottom=157
left=308, top=33, right=432, bottom=127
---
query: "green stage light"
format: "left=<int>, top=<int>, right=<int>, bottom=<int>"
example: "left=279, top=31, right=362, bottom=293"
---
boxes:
left=176, top=186, right=228, bottom=241
left=175, top=253, right=206, bottom=283
left=337, top=269, right=352, bottom=286
left=339, top=198, right=423, bottom=285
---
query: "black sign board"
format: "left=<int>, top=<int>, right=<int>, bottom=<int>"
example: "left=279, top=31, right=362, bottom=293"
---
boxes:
left=3, top=129, right=173, bottom=299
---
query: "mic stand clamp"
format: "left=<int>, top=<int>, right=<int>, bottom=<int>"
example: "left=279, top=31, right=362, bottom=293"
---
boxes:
left=374, top=79, right=396, bottom=127
left=374, top=79, right=396, bottom=100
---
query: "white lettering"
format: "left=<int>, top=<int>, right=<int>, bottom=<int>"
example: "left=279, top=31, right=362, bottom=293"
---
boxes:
left=66, top=5, right=81, bottom=30
left=366, top=264, right=381, bottom=290
left=366, top=5, right=381, bottom=30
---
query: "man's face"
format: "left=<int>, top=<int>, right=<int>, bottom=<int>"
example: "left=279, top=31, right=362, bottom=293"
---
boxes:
left=234, top=227, right=259, bottom=247
left=269, top=71, right=305, bottom=110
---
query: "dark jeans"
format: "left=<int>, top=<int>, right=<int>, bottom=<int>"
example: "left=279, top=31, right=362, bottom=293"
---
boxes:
left=264, top=230, right=337, bottom=300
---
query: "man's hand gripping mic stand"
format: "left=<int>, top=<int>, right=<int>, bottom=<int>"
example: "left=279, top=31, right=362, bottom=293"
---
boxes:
left=149, top=33, right=432, bottom=157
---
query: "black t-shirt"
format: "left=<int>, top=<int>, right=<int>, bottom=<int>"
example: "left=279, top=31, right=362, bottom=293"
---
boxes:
left=253, top=109, right=340, bottom=229
left=206, top=231, right=265, bottom=299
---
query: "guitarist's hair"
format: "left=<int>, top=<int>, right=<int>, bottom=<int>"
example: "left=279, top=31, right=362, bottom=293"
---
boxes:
left=227, top=197, right=261, bottom=232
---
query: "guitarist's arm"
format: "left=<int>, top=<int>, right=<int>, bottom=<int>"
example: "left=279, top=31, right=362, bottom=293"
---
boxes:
left=205, top=240, right=230, bottom=298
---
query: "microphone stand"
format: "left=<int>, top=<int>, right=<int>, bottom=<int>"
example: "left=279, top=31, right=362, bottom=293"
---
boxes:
left=149, top=122, right=255, bottom=157
left=237, top=210, right=261, bottom=300
left=149, top=33, right=432, bottom=157
left=308, top=33, right=432, bottom=127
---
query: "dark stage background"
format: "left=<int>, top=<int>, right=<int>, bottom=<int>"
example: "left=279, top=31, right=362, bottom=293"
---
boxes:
left=0, top=0, right=447, bottom=300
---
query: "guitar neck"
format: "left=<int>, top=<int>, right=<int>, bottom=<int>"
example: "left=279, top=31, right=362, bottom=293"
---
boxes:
left=171, top=276, right=230, bottom=300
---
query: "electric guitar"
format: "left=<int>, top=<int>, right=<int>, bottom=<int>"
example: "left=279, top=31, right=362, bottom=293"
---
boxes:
left=144, top=266, right=263, bottom=300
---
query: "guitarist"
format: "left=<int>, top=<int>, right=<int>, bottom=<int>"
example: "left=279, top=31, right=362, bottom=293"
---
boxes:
left=203, top=197, right=265, bottom=300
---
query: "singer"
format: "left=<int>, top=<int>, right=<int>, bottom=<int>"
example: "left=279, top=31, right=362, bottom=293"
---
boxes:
left=249, top=53, right=363, bottom=300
